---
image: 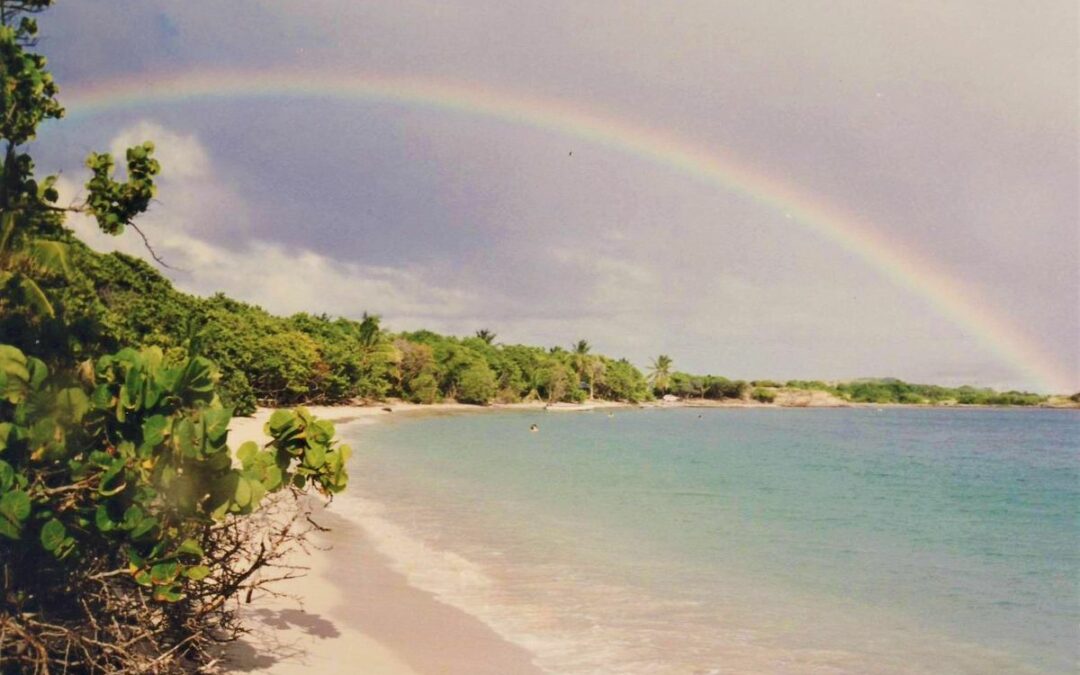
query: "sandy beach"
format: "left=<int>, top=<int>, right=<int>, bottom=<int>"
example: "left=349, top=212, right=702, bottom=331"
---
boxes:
left=221, top=403, right=570, bottom=675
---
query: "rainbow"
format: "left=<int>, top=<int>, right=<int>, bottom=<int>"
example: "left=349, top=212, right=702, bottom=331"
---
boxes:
left=59, top=70, right=1072, bottom=392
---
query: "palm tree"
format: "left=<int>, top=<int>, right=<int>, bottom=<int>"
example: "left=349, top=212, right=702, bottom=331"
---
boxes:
left=0, top=211, right=72, bottom=319
left=570, top=339, right=594, bottom=399
left=475, top=329, right=496, bottom=344
left=648, top=354, right=673, bottom=394
left=357, top=312, right=381, bottom=348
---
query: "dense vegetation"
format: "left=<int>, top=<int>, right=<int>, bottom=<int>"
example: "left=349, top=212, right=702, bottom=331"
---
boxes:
left=781, top=378, right=1050, bottom=406
left=0, top=3, right=349, bottom=671
left=35, top=239, right=1054, bottom=412
left=40, top=242, right=656, bottom=413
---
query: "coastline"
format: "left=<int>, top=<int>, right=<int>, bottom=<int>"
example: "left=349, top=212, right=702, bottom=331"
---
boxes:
left=222, top=403, right=553, bottom=675
left=221, top=399, right=1076, bottom=674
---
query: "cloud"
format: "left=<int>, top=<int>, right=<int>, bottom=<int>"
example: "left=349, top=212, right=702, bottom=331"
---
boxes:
left=109, top=121, right=209, bottom=179
left=59, top=121, right=482, bottom=326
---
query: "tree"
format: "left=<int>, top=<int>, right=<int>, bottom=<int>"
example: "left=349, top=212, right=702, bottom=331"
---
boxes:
left=648, top=354, right=673, bottom=394
left=596, top=357, right=649, bottom=402
left=474, top=328, right=496, bottom=344
left=537, top=361, right=578, bottom=403
left=570, top=339, right=599, bottom=399
left=0, top=4, right=351, bottom=670
left=456, top=360, right=497, bottom=404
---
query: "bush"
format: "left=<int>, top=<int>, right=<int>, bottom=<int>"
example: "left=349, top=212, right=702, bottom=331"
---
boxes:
left=0, top=344, right=350, bottom=671
left=408, top=370, right=440, bottom=404
left=751, top=387, right=776, bottom=403
left=456, top=361, right=497, bottom=404
left=217, top=367, right=257, bottom=416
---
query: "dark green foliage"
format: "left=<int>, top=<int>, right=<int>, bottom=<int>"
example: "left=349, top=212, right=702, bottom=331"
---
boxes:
left=84, top=143, right=160, bottom=235
left=54, top=247, right=658, bottom=409
left=0, top=343, right=350, bottom=669
left=0, top=14, right=62, bottom=148
left=217, top=368, right=257, bottom=416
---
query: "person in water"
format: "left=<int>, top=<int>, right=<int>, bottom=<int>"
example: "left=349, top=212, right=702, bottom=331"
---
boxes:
left=530, top=424, right=539, bottom=432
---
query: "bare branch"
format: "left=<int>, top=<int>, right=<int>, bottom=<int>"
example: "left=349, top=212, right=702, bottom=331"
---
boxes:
left=127, top=221, right=183, bottom=271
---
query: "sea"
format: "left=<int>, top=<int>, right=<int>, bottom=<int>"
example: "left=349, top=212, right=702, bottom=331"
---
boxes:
left=335, top=407, right=1079, bottom=674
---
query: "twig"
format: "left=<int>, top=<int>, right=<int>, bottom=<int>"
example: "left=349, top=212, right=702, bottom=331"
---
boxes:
left=128, top=221, right=184, bottom=271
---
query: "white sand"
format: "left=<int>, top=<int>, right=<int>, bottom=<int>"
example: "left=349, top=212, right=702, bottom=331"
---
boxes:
left=221, top=403, right=553, bottom=675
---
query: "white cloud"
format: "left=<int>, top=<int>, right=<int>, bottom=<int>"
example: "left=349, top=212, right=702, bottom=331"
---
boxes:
left=58, top=121, right=482, bottom=325
left=109, top=121, right=210, bottom=180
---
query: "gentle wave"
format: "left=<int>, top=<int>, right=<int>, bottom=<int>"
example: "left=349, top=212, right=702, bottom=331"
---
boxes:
left=335, top=409, right=1077, bottom=674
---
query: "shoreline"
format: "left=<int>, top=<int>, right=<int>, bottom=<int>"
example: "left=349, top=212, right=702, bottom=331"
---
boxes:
left=221, top=400, right=1075, bottom=674
left=222, top=404, right=550, bottom=675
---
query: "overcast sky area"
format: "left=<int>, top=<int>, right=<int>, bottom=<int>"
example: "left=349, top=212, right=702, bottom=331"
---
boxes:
left=31, top=1, right=1078, bottom=392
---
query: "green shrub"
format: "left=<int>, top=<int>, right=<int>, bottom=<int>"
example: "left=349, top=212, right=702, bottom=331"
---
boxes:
left=218, top=367, right=257, bottom=416
left=408, top=370, right=440, bottom=404
left=751, top=387, right=776, bottom=403
left=0, top=344, right=349, bottom=670
left=456, top=361, right=497, bottom=405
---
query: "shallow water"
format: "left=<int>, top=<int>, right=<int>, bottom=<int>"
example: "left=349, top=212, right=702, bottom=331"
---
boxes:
left=338, top=408, right=1079, bottom=674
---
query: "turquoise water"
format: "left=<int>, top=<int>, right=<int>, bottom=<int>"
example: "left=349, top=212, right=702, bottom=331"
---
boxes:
left=341, top=408, right=1079, bottom=673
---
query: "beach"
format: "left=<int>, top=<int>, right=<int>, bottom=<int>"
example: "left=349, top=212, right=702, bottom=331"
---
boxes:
left=221, top=403, right=1079, bottom=674
left=222, top=403, right=563, bottom=675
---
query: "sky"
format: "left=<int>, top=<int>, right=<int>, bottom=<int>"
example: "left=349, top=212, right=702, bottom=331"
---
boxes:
left=29, top=1, right=1078, bottom=392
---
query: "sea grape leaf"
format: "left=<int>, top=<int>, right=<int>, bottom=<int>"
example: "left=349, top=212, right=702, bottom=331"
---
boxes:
left=174, top=418, right=196, bottom=458
left=311, top=419, right=334, bottom=444
left=234, top=476, right=252, bottom=508
left=26, top=357, right=47, bottom=390
left=185, top=565, right=211, bottom=581
left=0, top=489, right=31, bottom=537
left=122, top=505, right=144, bottom=529
left=55, top=387, right=90, bottom=423
left=176, top=538, right=204, bottom=558
left=150, top=561, right=179, bottom=585
left=263, top=465, right=283, bottom=491
left=95, top=505, right=117, bottom=532
left=202, top=407, right=231, bottom=445
left=0, top=460, right=13, bottom=490
left=98, top=459, right=127, bottom=496
left=39, top=518, right=65, bottom=552
left=236, top=441, right=257, bottom=468
left=141, top=414, right=167, bottom=450
left=303, top=442, right=326, bottom=469
left=267, top=409, right=297, bottom=437
left=153, top=585, right=184, bottom=603
left=131, top=516, right=157, bottom=539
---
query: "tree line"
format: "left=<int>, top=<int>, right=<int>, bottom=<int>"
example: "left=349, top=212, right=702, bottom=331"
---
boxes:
left=14, top=241, right=657, bottom=414
left=17, top=242, right=1052, bottom=416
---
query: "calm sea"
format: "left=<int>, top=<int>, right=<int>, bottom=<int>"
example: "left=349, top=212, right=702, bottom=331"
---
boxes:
left=338, top=408, right=1079, bottom=674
